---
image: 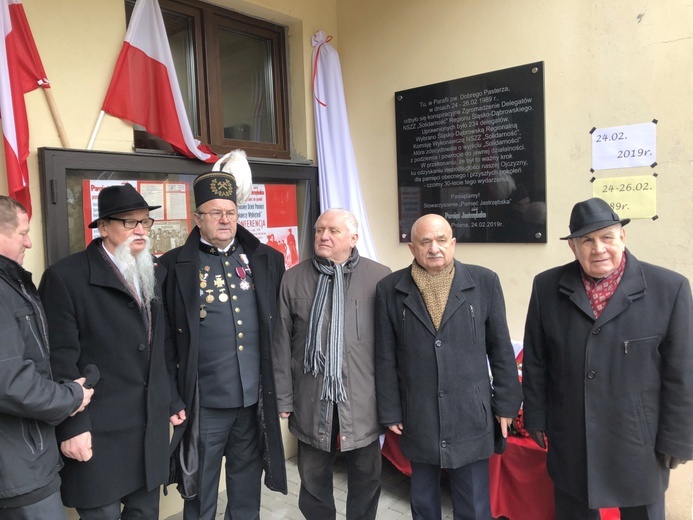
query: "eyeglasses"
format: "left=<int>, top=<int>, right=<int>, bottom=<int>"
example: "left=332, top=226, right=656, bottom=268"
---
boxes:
left=107, top=217, right=155, bottom=229
left=197, top=210, right=239, bottom=222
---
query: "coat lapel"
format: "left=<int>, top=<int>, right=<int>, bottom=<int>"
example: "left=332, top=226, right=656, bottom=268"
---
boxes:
left=594, top=251, right=646, bottom=327
left=86, top=239, right=139, bottom=299
left=396, top=267, right=436, bottom=336
left=438, top=261, right=472, bottom=331
left=558, top=262, right=595, bottom=320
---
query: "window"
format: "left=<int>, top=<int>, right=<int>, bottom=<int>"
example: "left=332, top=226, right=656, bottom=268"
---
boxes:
left=125, top=0, right=290, bottom=160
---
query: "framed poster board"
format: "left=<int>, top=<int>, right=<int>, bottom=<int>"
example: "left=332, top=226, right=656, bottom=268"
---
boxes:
left=38, top=148, right=318, bottom=267
left=395, top=62, right=546, bottom=243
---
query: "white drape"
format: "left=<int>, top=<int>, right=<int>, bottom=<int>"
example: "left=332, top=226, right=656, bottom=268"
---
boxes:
left=311, top=31, right=379, bottom=260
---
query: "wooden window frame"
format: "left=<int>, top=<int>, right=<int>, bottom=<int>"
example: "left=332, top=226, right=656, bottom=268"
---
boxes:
left=130, top=0, right=290, bottom=160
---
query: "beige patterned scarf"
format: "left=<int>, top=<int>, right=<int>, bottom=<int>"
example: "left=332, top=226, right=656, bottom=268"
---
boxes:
left=411, top=260, right=455, bottom=330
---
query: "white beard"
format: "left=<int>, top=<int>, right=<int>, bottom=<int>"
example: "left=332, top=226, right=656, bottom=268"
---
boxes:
left=114, top=235, right=156, bottom=306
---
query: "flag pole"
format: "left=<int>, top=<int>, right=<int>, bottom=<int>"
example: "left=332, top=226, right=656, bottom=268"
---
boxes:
left=87, top=110, right=105, bottom=150
left=41, top=87, right=71, bottom=148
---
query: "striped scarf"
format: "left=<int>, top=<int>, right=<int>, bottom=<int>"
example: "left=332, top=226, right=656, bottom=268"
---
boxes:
left=304, top=247, right=360, bottom=403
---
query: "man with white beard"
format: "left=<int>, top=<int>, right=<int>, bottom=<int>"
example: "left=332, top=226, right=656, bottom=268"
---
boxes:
left=39, top=184, right=177, bottom=520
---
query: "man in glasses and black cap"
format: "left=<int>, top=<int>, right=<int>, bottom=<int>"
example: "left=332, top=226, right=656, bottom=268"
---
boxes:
left=38, top=183, right=176, bottom=519
left=161, top=151, right=287, bottom=520
left=522, top=197, right=693, bottom=520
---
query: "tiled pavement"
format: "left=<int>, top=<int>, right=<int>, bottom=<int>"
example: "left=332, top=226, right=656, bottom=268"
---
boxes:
left=166, top=455, right=455, bottom=519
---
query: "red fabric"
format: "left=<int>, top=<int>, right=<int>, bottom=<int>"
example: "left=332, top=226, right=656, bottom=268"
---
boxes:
left=382, top=430, right=412, bottom=476
left=0, top=0, right=48, bottom=217
left=102, top=0, right=216, bottom=163
left=382, top=431, right=621, bottom=520
left=581, top=253, right=626, bottom=318
left=489, top=436, right=555, bottom=519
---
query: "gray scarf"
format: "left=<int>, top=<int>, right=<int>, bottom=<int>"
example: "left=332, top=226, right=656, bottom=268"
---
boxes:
left=304, top=247, right=360, bottom=403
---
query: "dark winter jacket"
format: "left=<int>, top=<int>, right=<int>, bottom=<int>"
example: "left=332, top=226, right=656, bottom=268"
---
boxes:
left=375, top=260, right=522, bottom=469
left=523, top=251, right=693, bottom=508
left=0, top=255, right=82, bottom=506
left=39, top=239, right=171, bottom=508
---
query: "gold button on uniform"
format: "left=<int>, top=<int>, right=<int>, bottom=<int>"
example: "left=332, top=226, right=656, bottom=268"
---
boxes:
left=231, top=284, right=236, bottom=289
left=341, top=436, right=347, bottom=442
left=227, top=273, right=232, bottom=277
left=238, top=332, right=244, bottom=339
left=232, top=295, right=238, bottom=301
left=235, top=307, right=240, bottom=312
left=237, top=320, right=243, bottom=325
left=225, top=261, right=230, bottom=266
left=238, top=345, right=244, bottom=351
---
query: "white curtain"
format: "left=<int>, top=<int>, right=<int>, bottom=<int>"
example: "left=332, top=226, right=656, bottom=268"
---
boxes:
left=311, top=31, right=379, bottom=260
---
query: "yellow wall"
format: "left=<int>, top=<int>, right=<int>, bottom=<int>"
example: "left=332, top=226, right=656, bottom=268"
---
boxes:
left=2, top=0, right=693, bottom=517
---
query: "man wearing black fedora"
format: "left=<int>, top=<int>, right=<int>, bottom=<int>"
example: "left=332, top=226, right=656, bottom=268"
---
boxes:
left=522, top=197, right=693, bottom=519
left=160, top=151, right=287, bottom=520
left=39, top=183, right=176, bottom=519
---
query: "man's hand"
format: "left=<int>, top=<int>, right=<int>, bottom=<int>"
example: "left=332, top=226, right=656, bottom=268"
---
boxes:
left=170, top=409, right=186, bottom=426
left=61, top=431, right=93, bottom=462
left=496, top=416, right=513, bottom=438
left=70, top=377, right=94, bottom=416
left=388, top=424, right=404, bottom=435
left=659, top=452, right=689, bottom=469
left=528, top=430, right=547, bottom=449
left=279, top=412, right=291, bottom=419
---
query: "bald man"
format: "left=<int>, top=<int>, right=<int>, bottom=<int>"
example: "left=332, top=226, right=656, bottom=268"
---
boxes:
left=375, top=214, right=521, bottom=520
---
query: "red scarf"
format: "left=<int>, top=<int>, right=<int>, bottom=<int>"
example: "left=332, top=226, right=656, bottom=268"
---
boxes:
left=580, top=251, right=627, bottom=319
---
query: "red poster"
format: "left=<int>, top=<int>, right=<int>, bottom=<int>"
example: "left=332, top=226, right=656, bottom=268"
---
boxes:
left=238, top=184, right=300, bottom=268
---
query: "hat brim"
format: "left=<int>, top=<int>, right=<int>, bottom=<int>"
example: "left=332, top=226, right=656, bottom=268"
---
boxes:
left=88, top=205, right=161, bottom=228
left=560, top=218, right=630, bottom=240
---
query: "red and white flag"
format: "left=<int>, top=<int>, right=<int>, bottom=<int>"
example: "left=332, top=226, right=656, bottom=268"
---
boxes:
left=0, top=0, right=49, bottom=217
left=102, top=0, right=217, bottom=163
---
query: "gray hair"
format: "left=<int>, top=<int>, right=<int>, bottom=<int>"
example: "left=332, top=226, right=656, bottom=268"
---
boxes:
left=317, top=208, right=359, bottom=235
left=0, top=196, right=27, bottom=233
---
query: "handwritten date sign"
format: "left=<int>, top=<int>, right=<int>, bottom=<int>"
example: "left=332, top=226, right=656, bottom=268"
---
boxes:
left=591, top=121, right=657, bottom=171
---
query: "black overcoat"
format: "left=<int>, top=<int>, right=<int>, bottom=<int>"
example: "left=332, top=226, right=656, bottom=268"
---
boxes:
left=375, top=260, right=521, bottom=469
left=522, top=251, right=693, bottom=508
left=38, top=239, right=171, bottom=508
left=160, top=225, right=287, bottom=494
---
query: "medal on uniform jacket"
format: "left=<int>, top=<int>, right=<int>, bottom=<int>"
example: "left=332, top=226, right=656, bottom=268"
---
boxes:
left=199, top=269, right=209, bottom=289
left=200, top=304, right=207, bottom=319
left=236, top=267, right=251, bottom=291
left=239, top=254, right=252, bottom=277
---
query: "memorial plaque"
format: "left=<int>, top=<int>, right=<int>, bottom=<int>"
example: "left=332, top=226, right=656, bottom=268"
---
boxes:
left=395, top=62, right=546, bottom=243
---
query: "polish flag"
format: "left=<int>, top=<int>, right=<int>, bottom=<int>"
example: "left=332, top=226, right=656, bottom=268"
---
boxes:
left=0, top=0, right=49, bottom=218
left=102, top=0, right=217, bottom=163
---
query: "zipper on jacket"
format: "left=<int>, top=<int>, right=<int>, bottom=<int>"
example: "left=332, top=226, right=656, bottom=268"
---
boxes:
left=469, top=304, right=477, bottom=342
left=20, top=419, right=36, bottom=454
left=355, top=300, right=360, bottom=340
left=19, top=281, right=50, bottom=352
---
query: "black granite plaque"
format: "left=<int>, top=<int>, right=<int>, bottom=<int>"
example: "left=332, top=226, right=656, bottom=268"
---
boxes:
left=395, top=62, right=546, bottom=243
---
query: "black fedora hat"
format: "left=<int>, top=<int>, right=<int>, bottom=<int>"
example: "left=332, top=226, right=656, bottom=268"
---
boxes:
left=88, top=184, right=161, bottom=228
left=560, top=198, right=630, bottom=240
